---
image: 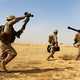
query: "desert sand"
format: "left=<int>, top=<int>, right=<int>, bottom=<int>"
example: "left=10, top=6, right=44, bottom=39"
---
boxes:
left=0, top=43, right=80, bottom=80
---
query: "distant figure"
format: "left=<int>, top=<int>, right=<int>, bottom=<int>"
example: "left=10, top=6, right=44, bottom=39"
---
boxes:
left=0, top=12, right=33, bottom=72
left=47, top=30, right=60, bottom=60
left=73, top=32, right=80, bottom=60
left=67, top=26, right=80, bottom=60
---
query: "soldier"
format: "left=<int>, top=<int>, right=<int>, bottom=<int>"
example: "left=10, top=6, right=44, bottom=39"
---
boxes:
left=0, top=12, right=32, bottom=72
left=73, top=32, right=80, bottom=60
left=47, top=30, right=60, bottom=60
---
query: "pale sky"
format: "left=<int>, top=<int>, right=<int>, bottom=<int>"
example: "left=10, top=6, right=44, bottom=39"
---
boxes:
left=0, top=0, right=80, bottom=44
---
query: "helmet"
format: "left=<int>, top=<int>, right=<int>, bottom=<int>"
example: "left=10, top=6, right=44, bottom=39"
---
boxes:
left=53, top=29, right=58, bottom=34
left=6, top=15, right=16, bottom=21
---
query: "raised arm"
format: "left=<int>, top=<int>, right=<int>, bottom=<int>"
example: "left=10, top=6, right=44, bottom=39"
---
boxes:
left=15, top=12, right=34, bottom=38
left=8, top=16, right=26, bottom=25
left=8, top=12, right=34, bottom=26
left=16, top=17, right=30, bottom=38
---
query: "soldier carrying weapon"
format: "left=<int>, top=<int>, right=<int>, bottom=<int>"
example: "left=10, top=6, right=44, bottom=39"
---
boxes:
left=47, top=30, right=60, bottom=61
left=0, top=12, right=33, bottom=72
left=68, top=26, right=80, bottom=60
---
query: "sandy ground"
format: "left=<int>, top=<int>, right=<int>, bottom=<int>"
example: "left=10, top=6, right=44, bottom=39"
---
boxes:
left=0, top=43, right=80, bottom=80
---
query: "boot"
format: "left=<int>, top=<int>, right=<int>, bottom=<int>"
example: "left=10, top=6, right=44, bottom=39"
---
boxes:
left=1, top=60, right=8, bottom=72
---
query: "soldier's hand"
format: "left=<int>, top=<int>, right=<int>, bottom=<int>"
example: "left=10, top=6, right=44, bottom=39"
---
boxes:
left=24, top=12, right=34, bottom=18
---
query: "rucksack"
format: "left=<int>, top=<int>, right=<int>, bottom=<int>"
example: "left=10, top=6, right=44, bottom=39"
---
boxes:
left=0, top=25, right=17, bottom=43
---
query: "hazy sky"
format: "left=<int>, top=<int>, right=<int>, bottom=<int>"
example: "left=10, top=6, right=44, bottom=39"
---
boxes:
left=0, top=0, right=80, bottom=44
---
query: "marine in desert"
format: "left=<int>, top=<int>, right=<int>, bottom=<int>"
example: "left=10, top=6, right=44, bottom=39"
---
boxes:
left=47, top=30, right=60, bottom=61
left=0, top=12, right=33, bottom=72
left=68, top=26, right=80, bottom=60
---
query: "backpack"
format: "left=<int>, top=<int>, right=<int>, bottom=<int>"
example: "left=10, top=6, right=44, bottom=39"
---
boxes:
left=0, top=25, right=16, bottom=43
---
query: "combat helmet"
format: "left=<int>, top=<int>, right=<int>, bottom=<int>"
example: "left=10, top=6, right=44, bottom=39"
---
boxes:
left=6, top=15, right=16, bottom=21
left=53, top=29, right=58, bottom=34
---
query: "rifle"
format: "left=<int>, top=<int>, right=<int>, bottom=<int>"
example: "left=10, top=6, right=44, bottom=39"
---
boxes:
left=68, top=26, right=80, bottom=33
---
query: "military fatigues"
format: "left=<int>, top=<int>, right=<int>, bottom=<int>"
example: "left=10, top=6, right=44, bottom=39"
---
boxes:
left=74, top=33, right=80, bottom=60
left=48, top=33, right=59, bottom=52
left=0, top=42, right=17, bottom=60
left=0, top=15, right=26, bottom=71
left=47, top=31, right=59, bottom=60
left=74, top=33, right=80, bottom=47
left=0, top=18, right=17, bottom=59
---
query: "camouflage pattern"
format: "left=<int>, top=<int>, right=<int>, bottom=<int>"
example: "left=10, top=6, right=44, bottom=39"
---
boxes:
left=0, top=13, right=33, bottom=71
left=47, top=30, right=59, bottom=60
left=73, top=33, right=80, bottom=60
left=0, top=15, right=25, bottom=63
left=48, top=33, right=58, bottom=46
left=0, top=15, right=29, bottom=60
left=74, top=33, right=80, bottom=48
left=0, top=42, right=17, bottom=59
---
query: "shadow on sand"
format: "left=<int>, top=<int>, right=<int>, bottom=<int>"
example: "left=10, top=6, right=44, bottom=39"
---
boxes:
left=0, top=67, right=69, bottom=73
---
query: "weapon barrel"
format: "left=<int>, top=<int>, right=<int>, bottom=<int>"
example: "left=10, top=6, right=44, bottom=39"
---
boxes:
left=68, top=26, right=80, bottom=33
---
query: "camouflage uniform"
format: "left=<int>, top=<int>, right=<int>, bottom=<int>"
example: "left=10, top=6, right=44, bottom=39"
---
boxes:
left=0, top=42, right=17, bottom=60
left=47, top=30, right=60, bottom=60
left=0, top=15, right=26, bottom=71
left=74, top=33, right=80, bottom=60
left=74, top=33, right=80, bottom=47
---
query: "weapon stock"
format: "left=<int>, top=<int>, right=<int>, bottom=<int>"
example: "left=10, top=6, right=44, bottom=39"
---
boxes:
left=68, top=26, right=80, bottom=33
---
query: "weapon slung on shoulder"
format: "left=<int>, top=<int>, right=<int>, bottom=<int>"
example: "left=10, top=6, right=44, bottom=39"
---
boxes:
left=68, top=26, right=80, bottom=33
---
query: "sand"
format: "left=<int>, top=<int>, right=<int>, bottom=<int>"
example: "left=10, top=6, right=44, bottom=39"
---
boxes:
left=0, top=43, right=80, bottom=80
